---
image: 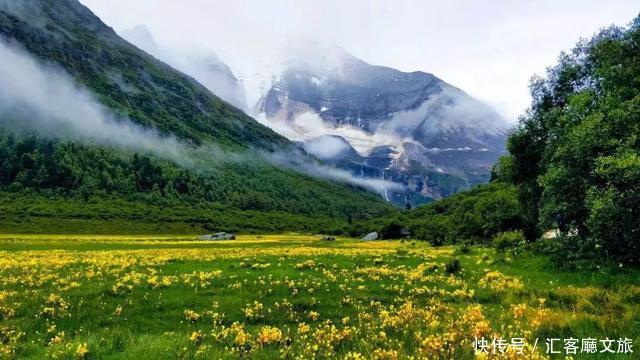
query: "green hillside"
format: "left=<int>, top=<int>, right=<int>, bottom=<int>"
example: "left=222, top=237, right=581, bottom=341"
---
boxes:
left=0, top=0, right=394, bottom=234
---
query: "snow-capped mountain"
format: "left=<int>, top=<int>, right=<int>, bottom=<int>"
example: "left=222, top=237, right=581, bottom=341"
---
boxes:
left=120, top=25, right=247, bottom=110
left=254, top=40, right=511, bottom=205
left=115, top=30, right=509, bottom=205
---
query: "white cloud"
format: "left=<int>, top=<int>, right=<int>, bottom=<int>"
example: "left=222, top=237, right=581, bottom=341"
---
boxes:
left=80, top=0, right=639, bottom=122
left=0, top=39, right=190, bottom=165
left=303, top=136, right=351, bottom=160
left=382, top=86, right=510, bottom=137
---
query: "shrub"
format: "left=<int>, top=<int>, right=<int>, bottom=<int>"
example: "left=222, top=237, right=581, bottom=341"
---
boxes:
left=544, top=235, right=601, bottom=271
left=454, top=243, right=472, bottom=256
left=408, top=183, right=526, bottom=245
left=396, top=249, right=409, bottom=256
left=445, top=259, right=461, bottom=274
left=414, top=218, right=449, bottom=246
left=492, top=231, right=525, bottom=251
left=379, top=219, right=408, bottom=239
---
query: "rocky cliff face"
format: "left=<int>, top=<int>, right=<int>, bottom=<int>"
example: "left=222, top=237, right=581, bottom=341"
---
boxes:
left=255, top=41, right=510, bottom=205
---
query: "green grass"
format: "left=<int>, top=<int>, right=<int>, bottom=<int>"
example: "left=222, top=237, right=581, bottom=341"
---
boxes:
left=0, top=235, right=638, bottom=359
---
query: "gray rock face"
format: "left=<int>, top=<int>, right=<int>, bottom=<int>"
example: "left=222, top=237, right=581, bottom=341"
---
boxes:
left=362, top=232, right=379, bottom=241
left=198, top=232, right=236, bottom=241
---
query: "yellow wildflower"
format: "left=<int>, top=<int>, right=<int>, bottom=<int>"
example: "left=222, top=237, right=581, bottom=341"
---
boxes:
left=75, top=343, right=89, bottom=359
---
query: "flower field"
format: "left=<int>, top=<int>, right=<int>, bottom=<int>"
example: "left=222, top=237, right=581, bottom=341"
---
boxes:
left=0, top=235, right=638, bottom=359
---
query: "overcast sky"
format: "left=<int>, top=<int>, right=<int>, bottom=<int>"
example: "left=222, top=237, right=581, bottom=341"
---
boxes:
left=81, top=0, right=638, bottom=122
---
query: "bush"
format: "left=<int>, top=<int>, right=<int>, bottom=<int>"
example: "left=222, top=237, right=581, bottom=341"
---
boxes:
left=445, top=259, right=461, bottom=274
left=492, top=231, right=525, bottom=251
left=414, top=218, right=449, bottom=246
left=544, top=235, right=600, bottom=270
left=453, top=243, right=472, bottom=256
left=379, top=219, right=409, bottom=239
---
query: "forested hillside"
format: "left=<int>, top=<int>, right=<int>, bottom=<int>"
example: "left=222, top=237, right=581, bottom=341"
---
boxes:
left=392, top=15, right=640, bottom=266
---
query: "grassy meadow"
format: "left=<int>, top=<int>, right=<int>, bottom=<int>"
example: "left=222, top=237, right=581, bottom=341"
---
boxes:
left=0, top=234, right=638, bottom=359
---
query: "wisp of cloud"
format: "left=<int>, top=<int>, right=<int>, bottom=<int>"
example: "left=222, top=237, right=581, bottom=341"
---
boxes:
left=261, top=149, right=403, bottom=193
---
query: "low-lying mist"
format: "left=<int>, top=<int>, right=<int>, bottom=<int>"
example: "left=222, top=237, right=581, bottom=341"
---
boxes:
left=0, top=38, right=401, bottom=195
left=0, top=38, right=191, bottom=166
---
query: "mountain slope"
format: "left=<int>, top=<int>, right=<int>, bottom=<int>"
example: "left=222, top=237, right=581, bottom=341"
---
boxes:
left=120, top=24, right=247, bottom=110
left=0, top=0, right=276, bottom=148
left=0, top=0, right=393, bottom=233
left=254, top=41, right=510, bottom=205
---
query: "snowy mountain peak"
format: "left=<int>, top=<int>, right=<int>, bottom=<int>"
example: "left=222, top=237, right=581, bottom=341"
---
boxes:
left=252, top=41, right=510, bottom=205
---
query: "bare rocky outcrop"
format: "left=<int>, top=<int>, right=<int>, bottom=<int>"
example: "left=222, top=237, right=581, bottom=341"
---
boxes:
left=361, top=232, right=379, bottom=241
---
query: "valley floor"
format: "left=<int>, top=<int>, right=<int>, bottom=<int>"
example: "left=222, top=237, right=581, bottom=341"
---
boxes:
left=0, top=235, right=638, bottom=359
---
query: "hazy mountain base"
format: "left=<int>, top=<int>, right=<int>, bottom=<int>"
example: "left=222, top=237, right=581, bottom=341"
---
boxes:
left=0, top=0, right=285, bottom=149
left=314, top=137, right=495, bottom=206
